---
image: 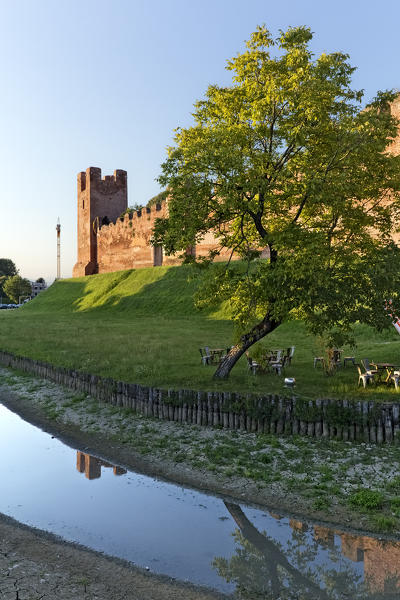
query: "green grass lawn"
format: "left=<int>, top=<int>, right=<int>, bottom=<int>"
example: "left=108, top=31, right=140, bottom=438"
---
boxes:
left=1, top=265, right=400, bottom=400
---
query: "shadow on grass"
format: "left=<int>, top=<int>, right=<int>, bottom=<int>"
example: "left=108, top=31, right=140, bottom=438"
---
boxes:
left=24, top=265, right=231, bottom=321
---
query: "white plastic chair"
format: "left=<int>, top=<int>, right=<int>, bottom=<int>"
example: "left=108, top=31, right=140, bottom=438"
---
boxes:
left=287, top=346, right=295, bottom=365
left=390, top=370, right=400, bottom=391
left=357, top=365, right=374, bottom=388
left=270, top=350, right=283, bottom=375
left=246, top=354, right=259, bottom=375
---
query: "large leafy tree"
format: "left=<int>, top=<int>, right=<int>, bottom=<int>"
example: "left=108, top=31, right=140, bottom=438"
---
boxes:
left=0, top=259, right=18, bottom=302
left=154, top=25, right=400, bottom=378
left=3, top=275, right=31, bottom=304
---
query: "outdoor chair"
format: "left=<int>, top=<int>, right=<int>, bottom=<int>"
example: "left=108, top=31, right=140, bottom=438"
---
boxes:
left=246, top=353, right=259, bottom=375
left=343, top=356, right=356, bottom=367
left=266, top=349, right=281, bottom=363
left=389, top=370, right=400, bottom=391
left=269, top=350, right=284, bottom=375
left=313, top=356, right=325, bottom=368
left=205, top=346, right=221, bottom=365
left=286, top=346, right=295, bottom=365
left=361, top=359, right=378, bottom=375
left=199, top=347, right=212, bottom=366
left=357, top=365, right=375, bottom=388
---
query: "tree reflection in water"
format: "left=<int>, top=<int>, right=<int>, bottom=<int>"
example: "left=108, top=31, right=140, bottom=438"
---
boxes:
left=213, top=502, right=400, bottom=599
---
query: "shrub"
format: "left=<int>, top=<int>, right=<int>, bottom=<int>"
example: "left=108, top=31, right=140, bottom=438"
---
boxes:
left=386, top=476, right=400, bottom=493
left=349, top=489, right=383, bottom=510
left=373, top=516, right=397, bottom=532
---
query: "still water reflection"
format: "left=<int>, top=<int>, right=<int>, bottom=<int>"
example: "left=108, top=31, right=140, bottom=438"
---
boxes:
left=76, top=451, right=127, bottom=479
left=0, top=401, right=399, bottom=597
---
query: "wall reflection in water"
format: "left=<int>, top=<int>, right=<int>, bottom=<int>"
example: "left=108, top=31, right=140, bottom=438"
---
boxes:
left=214, top=502, right=400, bottom=599
left=76, top=451, right=127, bottom=480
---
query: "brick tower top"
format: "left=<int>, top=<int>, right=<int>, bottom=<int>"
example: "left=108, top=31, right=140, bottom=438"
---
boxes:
left=77, top=167, right=127, bottom=195
left=73, top=167, right=128, bottom=277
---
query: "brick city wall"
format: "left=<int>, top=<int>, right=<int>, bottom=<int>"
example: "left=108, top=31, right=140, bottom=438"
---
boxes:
left=73, top=166, right=234, bottom=277
left=96, top=203, right=233, bottom=273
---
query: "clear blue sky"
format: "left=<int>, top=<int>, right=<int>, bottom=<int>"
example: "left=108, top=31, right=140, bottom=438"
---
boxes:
left=1, top=0, right=399, bottom=281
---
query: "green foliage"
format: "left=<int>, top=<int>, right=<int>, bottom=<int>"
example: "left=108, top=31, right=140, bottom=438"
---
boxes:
left=349, top=489, right=384, bottom=510
left=154, top=24, right=400, bottom=372
left=120, top=205, right=143, bottom=217
left=386, top=476, right=400, bottom=493
left=3, top=275, right=31, bottom=303
left=0, top=259, right=18, bottom=301
left=147, top=189, right=168, bottom=207
left=0, top=276, right=9, bottom=302
left=120, top=190, right=168, bottom=219
left=372, top=515, right=397, bottom=531
left=313, top=497, right=330, bottom=511
left=0, top=258, right=18, bottom=278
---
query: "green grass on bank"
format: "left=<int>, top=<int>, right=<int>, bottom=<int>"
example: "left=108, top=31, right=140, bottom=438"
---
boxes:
left=1, top=265, right=400, bottom=400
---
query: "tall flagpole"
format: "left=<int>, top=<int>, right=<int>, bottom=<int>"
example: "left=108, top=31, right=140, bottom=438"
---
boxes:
left=56, top=218, right=61, bottom=279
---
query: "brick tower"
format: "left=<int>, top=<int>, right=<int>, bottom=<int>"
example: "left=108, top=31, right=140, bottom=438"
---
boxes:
left=73, top=167, right=127, bottom=277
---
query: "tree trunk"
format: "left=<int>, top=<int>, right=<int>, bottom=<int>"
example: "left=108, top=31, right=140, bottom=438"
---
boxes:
left=213, top=312, right=280, bottom=379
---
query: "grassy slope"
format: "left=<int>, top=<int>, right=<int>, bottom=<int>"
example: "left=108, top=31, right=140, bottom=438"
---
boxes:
left=1, top=265, right=400, bottom=399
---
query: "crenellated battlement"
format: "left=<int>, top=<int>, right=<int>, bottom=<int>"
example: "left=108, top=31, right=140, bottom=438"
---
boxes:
left=95, top=197, right=173, bottom=271
left=78, top=167, right=127, bottom=193
left=98, top=202, right=165, bottom=230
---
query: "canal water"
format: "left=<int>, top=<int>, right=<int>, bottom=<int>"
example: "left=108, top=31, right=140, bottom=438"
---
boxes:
left=0, top=401, right=399, bottom=598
